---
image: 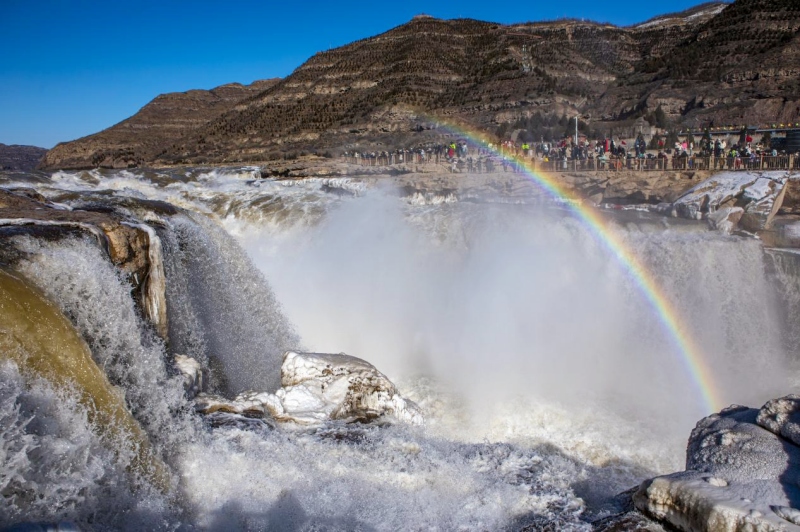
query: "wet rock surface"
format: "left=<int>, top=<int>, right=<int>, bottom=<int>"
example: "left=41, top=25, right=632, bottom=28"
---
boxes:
left=0, top=188, right=168, bottom=339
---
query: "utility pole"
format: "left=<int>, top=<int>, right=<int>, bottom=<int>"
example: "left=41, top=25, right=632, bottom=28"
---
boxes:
left=575, top=115, right=579, bottom=146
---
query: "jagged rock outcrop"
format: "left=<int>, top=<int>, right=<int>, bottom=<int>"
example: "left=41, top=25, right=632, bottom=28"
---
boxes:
left=634, top=396, right=800, bottom=531
left=563, top=169, right=710, bottom=205
left=41, top=1, right=800, bottom=169
left=595, top=0, right=800, bottom=128
left=666, top=171, right=790, bottom=231
left=707, top=206, right=745, bottom=233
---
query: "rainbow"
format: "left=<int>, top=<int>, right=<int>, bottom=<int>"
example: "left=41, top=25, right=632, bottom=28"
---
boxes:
left=425, top=116, right=723, bottom=414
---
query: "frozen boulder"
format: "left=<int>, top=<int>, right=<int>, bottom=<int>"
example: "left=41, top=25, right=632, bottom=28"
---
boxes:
left=756, top=395, right=800, bottom=447
left=671, top=172, right=789, bottom=231
left=739, top=175, right=789, bottom=232
left=275, top=351, right=424, bottom=425
left=707, top=207, right=744, bottom=234
left=191, top=352, right=423, bottom=427
left=634, top=405, right=800, bottom=531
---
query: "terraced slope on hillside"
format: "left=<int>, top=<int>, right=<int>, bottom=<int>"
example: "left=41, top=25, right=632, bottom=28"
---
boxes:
left=40, top=0, right=800, bottom=169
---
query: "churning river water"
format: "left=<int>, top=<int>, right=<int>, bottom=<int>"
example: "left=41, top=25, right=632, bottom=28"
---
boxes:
left=1, top=167, right=798, bottom=530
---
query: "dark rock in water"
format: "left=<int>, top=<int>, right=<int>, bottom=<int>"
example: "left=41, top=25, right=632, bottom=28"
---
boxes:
left=591, top=512, right=667, bottom=531
left=588, top=488, right=666, bottom=531
left=1, top=523, right=80, bottom=532
left=312, top=423, right=375, bottom=445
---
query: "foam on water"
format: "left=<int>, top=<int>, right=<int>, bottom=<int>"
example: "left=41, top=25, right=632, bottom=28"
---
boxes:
left=8, top=236, right=196, bottom=454
left=0, top=361, right=175, bottom=529
left=1, top=168, right=798, bottom=530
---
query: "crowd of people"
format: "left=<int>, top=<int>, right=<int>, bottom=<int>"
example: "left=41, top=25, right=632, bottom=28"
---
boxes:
left=342, top=134, right=799, bottom=173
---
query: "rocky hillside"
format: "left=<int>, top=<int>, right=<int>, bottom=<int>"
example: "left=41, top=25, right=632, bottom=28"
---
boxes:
left=41, top=0, right=800, bottom=169
left=595, top=0, right=800, bottom=126
left=0, top=144, right=47, bottom=171
left=41, top=79, right=279, bottom=170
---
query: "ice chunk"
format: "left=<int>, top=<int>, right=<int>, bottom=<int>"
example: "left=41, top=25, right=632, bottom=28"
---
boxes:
left=671, top=171, right=789, bottom=231
left=276, top=351, right=424, bottom=425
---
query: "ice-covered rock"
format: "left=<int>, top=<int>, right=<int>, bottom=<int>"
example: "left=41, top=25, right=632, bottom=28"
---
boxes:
left=671, top=172, right=789, bottom=231
left=174, top=354, right=206, bottom=398
left=634, top=405, right=800, bottom=531
left=191, top=351, right=423, bottom=427
left=756, top=395, right=800, bottom=447
left=707, top=207, right=744, bottom=234
left=276, top=351, right=424, bottom=425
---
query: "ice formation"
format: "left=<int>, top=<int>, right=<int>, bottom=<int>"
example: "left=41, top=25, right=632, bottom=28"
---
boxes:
left=190, top=351, right=424, bottom=426
left=276, top=351, right=424, bottom=425
left=671, top=171, right=789, bottom=231
left=635, top=400, right=800, bottom=531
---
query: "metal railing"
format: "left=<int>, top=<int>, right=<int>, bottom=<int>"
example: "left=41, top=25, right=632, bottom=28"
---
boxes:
left=536, top=155, right=798, bottom=172
left=341, top=154, right=799, bottom=172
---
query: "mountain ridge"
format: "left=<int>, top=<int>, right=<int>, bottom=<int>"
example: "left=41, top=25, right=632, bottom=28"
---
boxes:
left=40, top=0, right=800, bottom=170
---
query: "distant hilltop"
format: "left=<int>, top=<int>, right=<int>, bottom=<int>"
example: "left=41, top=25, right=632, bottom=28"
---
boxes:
left=0, top=143, right=47, bottom=172
left=41, top=0, right=800, bottom=170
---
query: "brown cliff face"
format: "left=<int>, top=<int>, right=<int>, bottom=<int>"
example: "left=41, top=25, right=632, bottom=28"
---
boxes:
left=40, top=0, right=800, bottom=170
left=595, top=0, right=800, bottom=126
left=155, top=10, right=722, bottom=166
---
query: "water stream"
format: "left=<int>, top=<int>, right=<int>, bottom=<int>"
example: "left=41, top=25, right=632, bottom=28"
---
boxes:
left=1, top=168, right=798, bottom=530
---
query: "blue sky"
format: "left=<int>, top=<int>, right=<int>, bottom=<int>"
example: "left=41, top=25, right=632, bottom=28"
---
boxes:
left=2, top=0, right=716, bottom=148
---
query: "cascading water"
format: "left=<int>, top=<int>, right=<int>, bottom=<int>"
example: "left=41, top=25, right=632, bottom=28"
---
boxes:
left=1, top=167, right=798, bottom=530
left=159, top=212, right=300, bottom=394
left=765, top=248, right=800, bottom=365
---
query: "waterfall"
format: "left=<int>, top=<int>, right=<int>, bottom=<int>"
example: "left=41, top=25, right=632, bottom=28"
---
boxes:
left=2, top=169, right=800, bottom=530
left=764, top=248, right=800, bottom=365
left=159, top=213, right=300, bottom=394
left=244, top=193, right=794, bottom=435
